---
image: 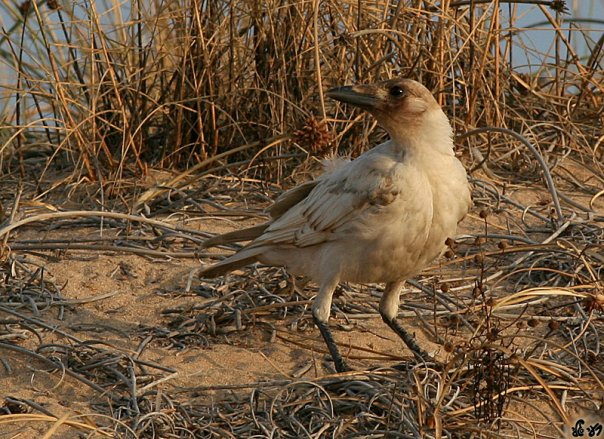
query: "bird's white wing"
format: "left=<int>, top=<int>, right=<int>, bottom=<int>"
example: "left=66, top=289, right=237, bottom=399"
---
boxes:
left=250, top=148, right=418, bottom=248
left=267, top=155, right=351, bottom=220
left=267, top=180, right=319, bottom=220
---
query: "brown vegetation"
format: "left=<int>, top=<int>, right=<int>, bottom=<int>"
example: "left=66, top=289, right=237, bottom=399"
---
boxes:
left=0, top=0, right=602, bottom=437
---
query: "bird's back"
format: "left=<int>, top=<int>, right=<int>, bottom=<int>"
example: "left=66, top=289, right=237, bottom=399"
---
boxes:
left=233, top=139, right=469, bottom=284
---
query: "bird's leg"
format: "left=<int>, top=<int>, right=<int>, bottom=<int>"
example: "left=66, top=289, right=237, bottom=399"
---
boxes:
left=382, top=315, right=433, bottom=363
left=312, top=314, right=350, bottom=372
left=380, top=281, right=433, bottom=363
left=312, top=277, right=350, bottom=373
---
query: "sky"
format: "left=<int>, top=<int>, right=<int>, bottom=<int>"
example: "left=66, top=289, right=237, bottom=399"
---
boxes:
left=502, top=0, right=603, bottom=73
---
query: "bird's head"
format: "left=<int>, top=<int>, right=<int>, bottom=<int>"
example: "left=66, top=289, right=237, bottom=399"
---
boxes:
left=327, top=78, right=452, bottom=147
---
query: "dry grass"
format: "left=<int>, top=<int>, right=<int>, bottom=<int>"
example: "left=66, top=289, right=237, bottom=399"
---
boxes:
left=1, top=0, right=601, bottom=188
left=0, top=0, right=603, bottom=437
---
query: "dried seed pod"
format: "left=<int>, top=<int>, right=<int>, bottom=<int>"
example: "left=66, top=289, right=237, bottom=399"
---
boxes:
left=445, top=237, right=456, bottom=247
left=293, top=116, right=332, bottom=155
left=488, top=327, right=500, bottom=340
left=474, top=236, right=486, bottom=246
left=18, top=1, right=31, bottom=16
left=583, top=294, right=604, bottom=312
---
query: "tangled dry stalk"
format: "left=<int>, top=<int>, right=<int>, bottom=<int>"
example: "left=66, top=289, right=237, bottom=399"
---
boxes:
left=0, top=0, right=603, bottom=437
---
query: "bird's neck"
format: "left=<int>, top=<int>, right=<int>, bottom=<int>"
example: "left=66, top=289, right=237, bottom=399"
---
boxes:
left=386, top=109, right=454, bottom=159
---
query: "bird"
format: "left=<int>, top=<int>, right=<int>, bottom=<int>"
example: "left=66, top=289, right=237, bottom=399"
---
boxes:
left=199, top=78, right=471, bottom=372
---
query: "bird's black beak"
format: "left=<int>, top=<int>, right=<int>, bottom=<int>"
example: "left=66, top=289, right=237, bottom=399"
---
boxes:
left=326, top=85, right=379, bottom=110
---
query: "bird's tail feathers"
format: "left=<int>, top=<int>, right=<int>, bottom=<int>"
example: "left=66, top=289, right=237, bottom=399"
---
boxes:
left=202, top=224, right=268, bottom=248
left=199, top=247, right=264, bottom=278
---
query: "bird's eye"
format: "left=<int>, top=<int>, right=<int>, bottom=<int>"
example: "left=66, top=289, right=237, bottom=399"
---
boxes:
left=389, top=85, right=405, bottom=97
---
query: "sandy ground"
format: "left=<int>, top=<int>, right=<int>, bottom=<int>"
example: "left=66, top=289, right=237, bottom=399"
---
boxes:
left=0, top=160, right=602, bottom=438
left=0, top=246, right=450, bottom=438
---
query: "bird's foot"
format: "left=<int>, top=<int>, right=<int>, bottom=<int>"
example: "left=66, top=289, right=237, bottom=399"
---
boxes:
left=328, top=356, right=352, bottom=373
left=391, top=362, right=416, bottom=372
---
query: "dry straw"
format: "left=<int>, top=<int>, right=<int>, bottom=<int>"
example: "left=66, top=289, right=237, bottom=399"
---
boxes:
left=0, top=0, right=602, bottom=437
